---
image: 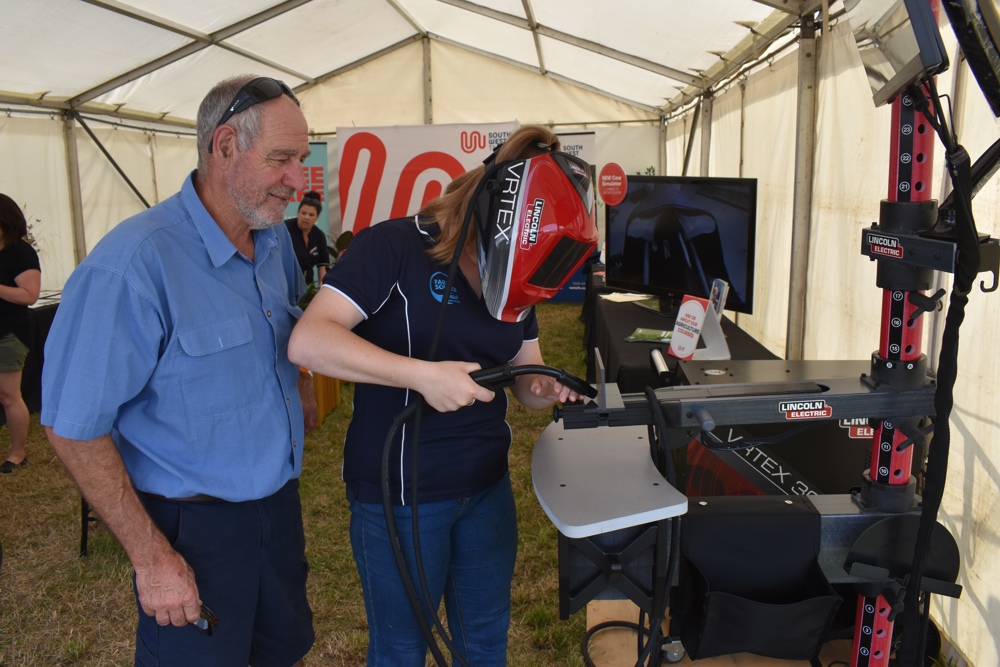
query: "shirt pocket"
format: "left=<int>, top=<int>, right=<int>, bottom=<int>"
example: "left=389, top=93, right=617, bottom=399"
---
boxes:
left=177, top=314, right=264, bottom=417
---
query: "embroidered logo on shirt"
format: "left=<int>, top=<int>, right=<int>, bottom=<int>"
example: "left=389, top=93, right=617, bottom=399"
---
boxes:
left=429, top=272, right=460, bottom=305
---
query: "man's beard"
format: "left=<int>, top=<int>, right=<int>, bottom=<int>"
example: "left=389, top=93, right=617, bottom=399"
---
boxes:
left=234, top=190, right=290, bottom=230
left=231, top=170, right=293, bottom=230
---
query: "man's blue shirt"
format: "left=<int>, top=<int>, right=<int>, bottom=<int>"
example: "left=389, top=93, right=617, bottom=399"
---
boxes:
left=41, top=172, right=307, bottom=501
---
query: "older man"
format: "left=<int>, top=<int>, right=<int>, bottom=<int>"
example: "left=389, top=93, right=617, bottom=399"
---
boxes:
left=42, top=75, right=317, bottom=667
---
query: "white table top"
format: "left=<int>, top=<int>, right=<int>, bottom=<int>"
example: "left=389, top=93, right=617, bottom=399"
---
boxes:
left=532, top=420, right=688, bottom=539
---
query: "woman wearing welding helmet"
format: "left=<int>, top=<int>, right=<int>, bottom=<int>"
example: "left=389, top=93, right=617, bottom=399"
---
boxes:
left=288, top=124, right=596, bottom=667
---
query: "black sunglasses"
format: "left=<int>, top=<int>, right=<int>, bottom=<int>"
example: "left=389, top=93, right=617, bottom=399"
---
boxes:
left=193, top=603, right=220, bottom=636
left=208, top=77, right=297, bottom=153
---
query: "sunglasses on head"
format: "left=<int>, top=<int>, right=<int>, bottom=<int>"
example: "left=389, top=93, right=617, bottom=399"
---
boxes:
left=208, top=77, right=297, bottom=153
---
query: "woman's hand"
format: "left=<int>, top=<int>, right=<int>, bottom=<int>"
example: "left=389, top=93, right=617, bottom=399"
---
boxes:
left=527, top=375, right=582, bottom=405
left=415, top=361, right=495, bottom=412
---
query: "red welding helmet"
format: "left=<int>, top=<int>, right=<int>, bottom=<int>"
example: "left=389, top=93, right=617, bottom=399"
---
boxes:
left=474, top=152, right=598, bottom=322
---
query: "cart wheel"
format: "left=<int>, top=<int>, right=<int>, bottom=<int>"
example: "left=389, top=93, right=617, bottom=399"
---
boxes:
left=662, top=639, right=685, bottom=663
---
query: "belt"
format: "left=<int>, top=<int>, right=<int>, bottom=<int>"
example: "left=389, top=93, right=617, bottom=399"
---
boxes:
left=138, top=491, right=222, bottom=503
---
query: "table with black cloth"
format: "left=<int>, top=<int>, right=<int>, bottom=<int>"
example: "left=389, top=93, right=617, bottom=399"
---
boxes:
left=585, top=294, right=778, bottom=392
left=0, top=293, right=58, bottom=426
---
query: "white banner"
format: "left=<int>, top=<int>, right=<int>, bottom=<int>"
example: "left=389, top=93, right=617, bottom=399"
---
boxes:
left=337, top=121, right=519, bottom=233
left=555, top=131, right=596, bottom=165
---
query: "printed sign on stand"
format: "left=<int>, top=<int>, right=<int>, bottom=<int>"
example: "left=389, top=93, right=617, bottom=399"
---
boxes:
left=668, top=295, right=710, bottom=361
left=668, top=279, right=733, bottom=361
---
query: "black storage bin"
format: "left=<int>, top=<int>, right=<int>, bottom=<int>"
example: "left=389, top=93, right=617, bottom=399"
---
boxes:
left=675, top=495, right=841, bottom=661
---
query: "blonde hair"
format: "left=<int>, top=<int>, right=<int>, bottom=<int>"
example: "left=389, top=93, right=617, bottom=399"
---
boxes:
left=419, top=125, right=560, bottom=264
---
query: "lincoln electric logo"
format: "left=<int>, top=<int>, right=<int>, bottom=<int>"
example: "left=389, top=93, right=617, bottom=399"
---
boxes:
left=840, top=417, right=874, bottom=439
left=494, top=162, right=524, bottom=245
left=520, top=198, right=544, bottom=247
left=779, top=399, right=832, bottom=420
left=460, top=131, right=487, bottom=153
left=867, top=233, right=904, bottom=259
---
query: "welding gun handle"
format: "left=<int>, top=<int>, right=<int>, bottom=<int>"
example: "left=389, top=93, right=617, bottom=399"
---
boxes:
left=470, top=364, right=598, bottom=399
left=470, top=364, right=517, bottom=392
left=552, top=369, right=599, bottom=399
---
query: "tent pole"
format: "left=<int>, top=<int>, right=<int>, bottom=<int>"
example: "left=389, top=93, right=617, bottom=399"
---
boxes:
left=785, top=16, right=818, bottom=360
left=73, top=112, right=151, bottom=209
left=681, top=103, right=700, bottom=176
left=61, top=112, right=88, bottom=265
left=659, top=114, right=667, bottom=175
left=699, top=90, right=714, bottom=176
left=423, top=36, right=433, bottom=125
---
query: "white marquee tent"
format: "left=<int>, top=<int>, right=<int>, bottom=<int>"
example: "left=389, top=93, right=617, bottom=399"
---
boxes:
left=2, top=1, right=999, bottom=665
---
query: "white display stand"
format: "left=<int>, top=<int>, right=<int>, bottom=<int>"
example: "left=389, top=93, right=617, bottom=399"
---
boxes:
left=692, top=307, right=731, bottom=360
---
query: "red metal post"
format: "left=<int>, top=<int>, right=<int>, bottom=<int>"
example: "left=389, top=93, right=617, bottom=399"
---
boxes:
left=852, top=20, right=940, bottom=665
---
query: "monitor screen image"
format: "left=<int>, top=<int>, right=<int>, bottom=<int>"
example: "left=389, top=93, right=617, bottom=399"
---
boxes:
left=604, top=175, right=757, bottom=315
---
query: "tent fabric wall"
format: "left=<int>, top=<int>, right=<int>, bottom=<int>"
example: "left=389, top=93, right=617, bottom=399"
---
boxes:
left=665, top=113, right=691, bottom=175
left=77, top=125, right=156, bottom=253
left=803, top=22, right=888, bottom=360
left=149, top=132, right=198, bottom=204
left=0, top=114, right=76, bottom=291
left=733, top=50, right=798, bottom=355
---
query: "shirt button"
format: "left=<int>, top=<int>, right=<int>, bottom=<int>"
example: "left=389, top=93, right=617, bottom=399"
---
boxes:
left=286, top=397, right=291, bottom=405
left=293, top=440, right=298, bottom=448
left=267, top=310, right=272, bottom=317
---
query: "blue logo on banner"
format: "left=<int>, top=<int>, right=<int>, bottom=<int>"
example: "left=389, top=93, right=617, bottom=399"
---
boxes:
left=429, top=272, right=459, bottom=304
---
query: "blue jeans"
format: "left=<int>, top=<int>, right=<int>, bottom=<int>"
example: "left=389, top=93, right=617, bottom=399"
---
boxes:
left=348, top=473, right=518, bottom=667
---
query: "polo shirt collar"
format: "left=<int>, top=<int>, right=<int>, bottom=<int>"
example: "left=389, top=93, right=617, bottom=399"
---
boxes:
left=181, top=170, right=279, bottom=268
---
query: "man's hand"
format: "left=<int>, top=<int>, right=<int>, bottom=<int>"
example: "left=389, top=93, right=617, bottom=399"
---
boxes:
left=45, top=430, right=204, bottom=627
left=135, top=548, right=202, bottom=627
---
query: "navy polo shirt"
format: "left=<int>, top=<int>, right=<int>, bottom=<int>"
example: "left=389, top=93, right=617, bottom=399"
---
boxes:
left=322, top=217, right=539, bottom=505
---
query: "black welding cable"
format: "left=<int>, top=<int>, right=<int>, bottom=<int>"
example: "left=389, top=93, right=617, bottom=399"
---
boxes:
left=897, top=80, right=980, bottom=666
left=379, top=172, right=487, bottom=667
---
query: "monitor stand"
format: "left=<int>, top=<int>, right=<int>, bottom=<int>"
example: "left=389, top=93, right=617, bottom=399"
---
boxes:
left=633, top=296, right=679, bottom=318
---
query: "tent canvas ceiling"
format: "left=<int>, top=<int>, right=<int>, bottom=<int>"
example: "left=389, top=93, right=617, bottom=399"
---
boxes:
left=0, top=0, right=806, bottom=127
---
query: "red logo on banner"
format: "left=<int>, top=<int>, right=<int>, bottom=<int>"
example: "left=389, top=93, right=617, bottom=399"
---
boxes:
left=339, top=132, right=467, bottom=231
left=599, top=163, right=627, bottom=206
left=461, top=131, right=488, bottom=153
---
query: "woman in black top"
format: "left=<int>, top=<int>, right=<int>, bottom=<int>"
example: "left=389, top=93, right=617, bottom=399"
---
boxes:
left=0, top=193, right=41, bottom=472
left=284, top=191, right=330, bottom=284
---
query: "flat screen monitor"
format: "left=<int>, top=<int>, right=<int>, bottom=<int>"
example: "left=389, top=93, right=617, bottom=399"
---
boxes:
left=603, top=175, right=757, bottom=315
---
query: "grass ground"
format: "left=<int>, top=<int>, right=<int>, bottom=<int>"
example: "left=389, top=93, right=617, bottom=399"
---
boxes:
left=0, top=302, right=590, bottom=666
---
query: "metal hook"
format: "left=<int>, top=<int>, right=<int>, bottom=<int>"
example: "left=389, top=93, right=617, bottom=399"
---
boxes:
left=980, top=270, right=998, bottom=293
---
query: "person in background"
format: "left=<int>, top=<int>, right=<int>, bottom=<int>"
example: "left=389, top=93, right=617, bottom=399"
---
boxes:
left=41, top=75, right=317, bottom=667
left=285, top=190, right=330, bottom=284
left=0, top=193, right=41, bottom=473
left=287, top=124, right=585, bottom=667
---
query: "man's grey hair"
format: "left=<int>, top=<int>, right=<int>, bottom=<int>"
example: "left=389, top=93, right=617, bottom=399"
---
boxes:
left=195, top=75, right=298, bottom=168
